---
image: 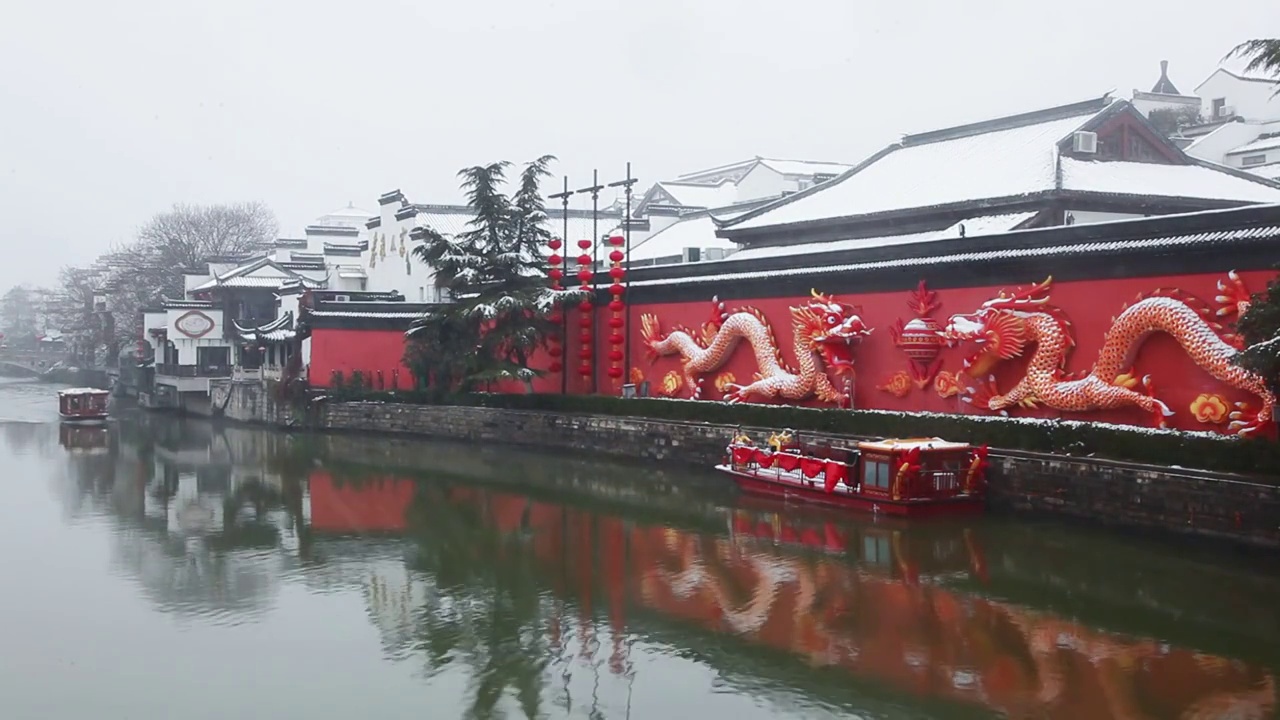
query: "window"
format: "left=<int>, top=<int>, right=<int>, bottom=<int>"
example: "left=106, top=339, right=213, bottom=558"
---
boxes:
left=862, top=460, right=890, bottom=489
left=419, top=286, right=425, bottom=301
left=1242, top=154, right=1267, bottom=167
left=1212, top=98, right=1227, bottom=117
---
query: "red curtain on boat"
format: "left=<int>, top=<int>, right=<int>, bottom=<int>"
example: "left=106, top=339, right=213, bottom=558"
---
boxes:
left=775, top=452, right=801, bottom=472
left=731, top=446, right=754, bottom=465
left=823, top=461, right=848, bottom=493
left=753, top=449, right=775, bottom=468
left=800, top=457, right=825, bottom=479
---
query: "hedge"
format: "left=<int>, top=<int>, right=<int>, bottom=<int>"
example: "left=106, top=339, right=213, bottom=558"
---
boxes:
left=317, top=388, right=1280, bottom=478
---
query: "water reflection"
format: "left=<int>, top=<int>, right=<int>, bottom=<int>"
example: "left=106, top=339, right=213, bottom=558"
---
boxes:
left=48, top=416, right=1280, bottom=719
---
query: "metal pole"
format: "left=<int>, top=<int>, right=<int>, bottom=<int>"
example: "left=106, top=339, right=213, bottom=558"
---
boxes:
left=549, top=176, right=572, bottom=395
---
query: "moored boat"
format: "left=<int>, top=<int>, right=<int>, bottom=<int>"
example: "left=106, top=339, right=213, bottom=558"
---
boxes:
left=716, top=428, right=987, bottom=517
left=57, top=387, right=110, bottom=424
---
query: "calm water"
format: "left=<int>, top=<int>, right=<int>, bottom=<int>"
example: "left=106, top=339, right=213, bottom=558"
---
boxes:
left=1, top=377, right=1278, bottom=720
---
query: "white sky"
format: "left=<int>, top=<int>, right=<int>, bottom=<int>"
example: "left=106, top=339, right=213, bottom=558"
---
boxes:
left=0, top=0, right=1271, bottom=289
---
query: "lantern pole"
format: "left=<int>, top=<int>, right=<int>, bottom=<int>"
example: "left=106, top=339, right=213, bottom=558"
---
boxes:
left=575, top=170, right=604, bottom=394
left=549, top=176, right=573, bottom=395
left=607, top=163, right=638, bottom=389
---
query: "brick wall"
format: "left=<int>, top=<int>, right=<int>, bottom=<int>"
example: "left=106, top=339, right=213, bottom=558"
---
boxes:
left=232, top=395, right=1280, bottom=549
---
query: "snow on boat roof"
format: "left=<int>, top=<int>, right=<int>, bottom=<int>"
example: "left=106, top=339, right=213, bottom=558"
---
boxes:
left=59, top=387, right=108, bottom=396
left=859, top=437, right=970, bottom=452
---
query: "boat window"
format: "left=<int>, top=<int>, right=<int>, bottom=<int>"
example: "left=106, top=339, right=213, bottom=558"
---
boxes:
left=862, top=460, right=890, bottom=489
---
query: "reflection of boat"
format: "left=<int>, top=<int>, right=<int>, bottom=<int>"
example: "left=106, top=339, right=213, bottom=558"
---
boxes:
left=59, top=422, right=109, bottom=454
left=58, top=387, right=110, bottom=424
left=717, top=429, right=986, bottom=517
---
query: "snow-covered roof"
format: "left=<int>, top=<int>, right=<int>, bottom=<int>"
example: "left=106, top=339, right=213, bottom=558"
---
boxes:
left=191, top=257, right=325, bottom=293
left=1225, top=136, right=1280, bottom=156
left=1060, top=158, right=1280, bottom=201
left=412, top=206, right=621, bottom=244
left=727, top=212, right=1035, bottom=262
left=652, top=181, right=738, bottom=209
left=631, top=218, right=1280, bottom=288
left=629, top=215, right=739, bottom=263
left=308, top=310, right=423, bottom=319
left=728, top=112, right=1087, bottom=231
left=337, top=267, right=368, bottom=279
left=725, top=98, right=1280, bottom=234
left=1249, top=164, right=1280, bottom=181
left=756, top=158, right=854, bottom=176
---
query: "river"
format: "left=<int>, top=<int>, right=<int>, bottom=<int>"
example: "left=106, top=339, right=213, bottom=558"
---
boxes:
left=1, top=376, right=1278, bottom=719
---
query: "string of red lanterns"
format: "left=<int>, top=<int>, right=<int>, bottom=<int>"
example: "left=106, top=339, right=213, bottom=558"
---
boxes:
left=576, top=238, right=594, bottom=381
left=606, top=234, right=626, bottom=384
left=546, top=237, right=564, bottom=375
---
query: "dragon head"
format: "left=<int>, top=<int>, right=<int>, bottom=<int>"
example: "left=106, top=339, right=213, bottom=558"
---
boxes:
left=792, top=290, right=872, bottom=376
left=941, top=278, right=1053, bottom=376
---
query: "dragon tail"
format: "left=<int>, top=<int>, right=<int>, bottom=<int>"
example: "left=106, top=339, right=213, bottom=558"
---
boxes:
left=1130, top=288, right=1241, bottom=348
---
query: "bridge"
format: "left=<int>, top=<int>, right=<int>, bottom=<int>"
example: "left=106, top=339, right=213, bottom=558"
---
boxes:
left=0, top=350, right=67, bottom=377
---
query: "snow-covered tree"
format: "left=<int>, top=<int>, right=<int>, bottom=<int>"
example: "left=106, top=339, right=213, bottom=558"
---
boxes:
left=1236, top=271, right=1280, bottom=401
left=406, top=156, right=569, bottom=393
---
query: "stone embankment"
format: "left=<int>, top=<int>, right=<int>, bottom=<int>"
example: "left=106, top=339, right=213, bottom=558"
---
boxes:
left=221, top=382, right=1280, bottom=550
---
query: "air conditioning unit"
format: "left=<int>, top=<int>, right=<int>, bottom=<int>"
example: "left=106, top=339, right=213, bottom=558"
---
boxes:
left=1072, top=131, right=1098, bottom=154
left=1218, top=105, right=1235, bottom=118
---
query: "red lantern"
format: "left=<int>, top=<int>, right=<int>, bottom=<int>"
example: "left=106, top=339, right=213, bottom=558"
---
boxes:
left=548, top=238, right=563, bottom=251
left=579, top=364, right=592, bottom=377
left=608, top=350, right=624, bottom=362
left=548, top=253, right=562, bottom=266
left=548, top=346, right=563, bottom=358
left=609, top=267, right=624, bottom=279
left=609, top=333, right=624, bottom=345
left=548, top=268, right=563, bottom=281
left=609, top=250, right=624, bottom=263
left=609, top=284, right=624, bottom=296
left=549, top=361, right=563, bottom=373
left=577, top=269, right=593, bottom=283
left=608, top=317, right=624, bottom=329
left=579, top=316, right=592, bottom=329
left=580, top=349, right=593, bottom=360
left=579, top=301, right=593, bottom=312
left=607, top=367, right=623, bottom=379
left=609, top=300, right=624, bottom=312
left=577, top=253, right=592, bottom=266
left=608, top=235, right=624, bottom=246
left=580, top=331, right=593, bottom=344
left=577, top=239, right=592, bottom=250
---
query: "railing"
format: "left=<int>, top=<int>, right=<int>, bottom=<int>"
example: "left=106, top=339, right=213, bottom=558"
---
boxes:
left=233, top=367, right=262, bottom=381
left=262, top=366, right=284, bottom=381
left=155, top=364, right=232, bottom=378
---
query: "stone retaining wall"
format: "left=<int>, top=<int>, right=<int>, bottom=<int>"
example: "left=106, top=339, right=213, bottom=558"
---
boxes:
left=224, top=385, right=1280, bottom=549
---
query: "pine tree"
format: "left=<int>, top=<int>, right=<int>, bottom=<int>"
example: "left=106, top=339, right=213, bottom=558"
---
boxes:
left=1226, top=40, right=1280, bottom=91
left=1235, top=270, right=1280, bottom=401
left=406, top=156, right=567, bottom=393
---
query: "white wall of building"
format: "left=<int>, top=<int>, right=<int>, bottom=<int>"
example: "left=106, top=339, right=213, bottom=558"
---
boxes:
left=367, top=202, right=434, bottom=299
left=164, top=308, right=228, bottom=365
left=734, top=164, right=788, bottom=203
left=1196, top=71, right=1280, bottom=123
left=1184, top=121, right=1267, bottom=167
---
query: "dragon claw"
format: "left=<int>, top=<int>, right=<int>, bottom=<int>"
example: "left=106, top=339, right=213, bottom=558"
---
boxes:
left=1227, top=402, right=1274, bottom=437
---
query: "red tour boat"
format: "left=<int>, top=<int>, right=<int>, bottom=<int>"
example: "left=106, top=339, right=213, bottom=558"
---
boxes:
left=716, top=428, right=988, bottom=517
left=57, top=388, right=110, bottom=424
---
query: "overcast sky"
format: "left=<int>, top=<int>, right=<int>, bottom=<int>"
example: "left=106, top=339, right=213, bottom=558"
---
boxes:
left=0, top=0, right=1269, bottom=290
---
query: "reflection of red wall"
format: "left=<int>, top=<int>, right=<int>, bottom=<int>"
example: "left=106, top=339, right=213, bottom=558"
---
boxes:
left=309, top=328, right=414, bottom=389
left=309, top=472, right=415, bottom=532
left=624, top=270, right=1275, bottom=433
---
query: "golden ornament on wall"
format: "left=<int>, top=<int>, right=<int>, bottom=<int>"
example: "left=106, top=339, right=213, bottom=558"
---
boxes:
left=1190, top=393, right=1230, bottom=424
left=877, top=370, right=912, bottom=398
left=629, top=367, right=644, bottom=385
left=714, top=372, right=736, bottom=393
left=934, top=370, right=961, bottom=399
left=660, top=371, right=682, bottom=397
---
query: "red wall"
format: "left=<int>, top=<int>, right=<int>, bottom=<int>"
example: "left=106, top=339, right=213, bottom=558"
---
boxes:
left=309, top=327, right=415, bottom=389
left=618, top=270, right=1275, bottom=434
left=305, top=268, right=1275, bottom=435
left=308, top=472, right=415, bottom=532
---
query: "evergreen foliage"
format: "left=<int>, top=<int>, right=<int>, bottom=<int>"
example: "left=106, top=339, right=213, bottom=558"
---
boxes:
left=1226, top=39, right=1280, bottom=91
left=406, top=156, right=572, bottom=393
left=1235, top=268, right=1280, bottom=401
